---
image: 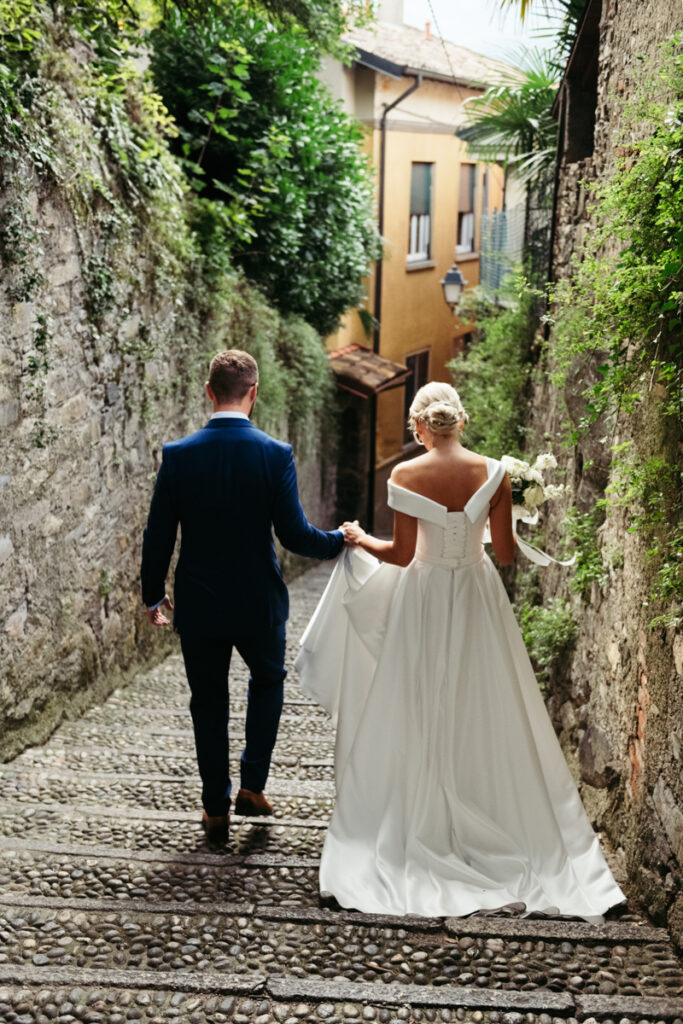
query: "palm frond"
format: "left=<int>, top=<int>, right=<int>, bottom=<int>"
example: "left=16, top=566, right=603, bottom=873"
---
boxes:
left=457, top=47, right=558, bottom=185
left=498, top=0, right=535, bottom=20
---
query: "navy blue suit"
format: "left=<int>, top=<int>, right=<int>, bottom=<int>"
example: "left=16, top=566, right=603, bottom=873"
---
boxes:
left=141, top=415, right=343, bottom=813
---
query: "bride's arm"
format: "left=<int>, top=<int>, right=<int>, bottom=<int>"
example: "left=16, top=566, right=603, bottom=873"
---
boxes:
left=489, top=473, right=516, bottom=565
left=342, top=510, right=417, bottom=566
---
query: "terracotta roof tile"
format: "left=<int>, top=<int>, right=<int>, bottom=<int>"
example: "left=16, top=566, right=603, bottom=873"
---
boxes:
left=329, top=345, right=411, bottom=397
left=345, top=20, right=516, bottom=87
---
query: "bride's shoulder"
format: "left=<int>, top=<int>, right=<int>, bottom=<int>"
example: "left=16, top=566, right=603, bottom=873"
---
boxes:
left=390, top=457, right=428, bottom=488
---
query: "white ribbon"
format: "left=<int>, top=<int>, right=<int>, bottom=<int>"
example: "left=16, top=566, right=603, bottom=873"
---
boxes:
left=484, top=506, right=576, bottom=567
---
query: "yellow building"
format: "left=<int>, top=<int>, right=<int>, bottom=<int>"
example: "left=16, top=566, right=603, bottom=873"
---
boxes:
left=322, top=4, right=518, bottom=530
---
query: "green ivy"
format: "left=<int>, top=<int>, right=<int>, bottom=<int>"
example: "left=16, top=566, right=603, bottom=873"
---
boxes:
left=547, top=33, right=683, bottom=628
left=0, top=0, right=340, bottom=458
left=0, top=187, right=44, bottom=301
left=547, top=34, right=683, bottom=428
left=607, top=444, right=683, bottom=628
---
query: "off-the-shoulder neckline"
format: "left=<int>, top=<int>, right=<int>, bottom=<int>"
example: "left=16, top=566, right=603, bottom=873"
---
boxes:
left=388, top=456, right=497, bottom=515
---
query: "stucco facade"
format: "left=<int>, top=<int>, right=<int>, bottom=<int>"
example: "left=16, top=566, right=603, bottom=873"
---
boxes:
left=321, top=18, right=512, bottom=527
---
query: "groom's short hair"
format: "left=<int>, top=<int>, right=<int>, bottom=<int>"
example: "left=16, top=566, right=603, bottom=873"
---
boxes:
left=209, top=350, right=259, bottom=402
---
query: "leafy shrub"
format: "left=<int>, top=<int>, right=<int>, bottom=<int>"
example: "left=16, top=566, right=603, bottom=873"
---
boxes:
left=519, top=597, right=578, bottom=684
left=149, top=5, right=380, bottom=335
left=448, top=274, right=538, bottom=459
left=560, top=504, right=607, bottom=601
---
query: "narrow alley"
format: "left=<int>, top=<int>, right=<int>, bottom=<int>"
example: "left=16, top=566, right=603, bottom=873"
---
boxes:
left=0, top=565, right=682, bottom=1024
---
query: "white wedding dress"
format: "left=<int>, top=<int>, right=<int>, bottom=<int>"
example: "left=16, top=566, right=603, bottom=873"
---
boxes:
left=295, top=457, right=625, bottom=921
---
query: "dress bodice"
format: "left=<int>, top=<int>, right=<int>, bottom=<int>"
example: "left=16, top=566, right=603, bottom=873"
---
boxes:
left=387, top=457, right=506, bottom=568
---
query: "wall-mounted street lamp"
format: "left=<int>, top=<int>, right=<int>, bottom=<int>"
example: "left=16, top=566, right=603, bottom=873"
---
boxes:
left=440, top=262, right=467, bottom=308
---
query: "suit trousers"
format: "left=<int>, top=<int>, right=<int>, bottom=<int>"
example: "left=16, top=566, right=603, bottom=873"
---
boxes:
left=179, top=626, right=287, bottom=816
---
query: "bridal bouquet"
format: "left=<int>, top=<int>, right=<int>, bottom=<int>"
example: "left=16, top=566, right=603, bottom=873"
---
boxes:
left=500, top=453, right=565, bottom=516
left=498, top=454, right=573, bottom=567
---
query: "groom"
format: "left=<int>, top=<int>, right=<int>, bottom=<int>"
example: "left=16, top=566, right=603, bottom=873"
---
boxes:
left=141, top=349, right=343, bottom=841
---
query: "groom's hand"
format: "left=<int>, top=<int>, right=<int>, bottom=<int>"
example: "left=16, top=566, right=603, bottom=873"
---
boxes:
left=341, top=521, right=365, bottom=546
left=147, top=595, right=173, bottom=626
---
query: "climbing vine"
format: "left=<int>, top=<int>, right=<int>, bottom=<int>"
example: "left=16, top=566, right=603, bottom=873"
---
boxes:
left=0, top=0, right=349, bottom=451
left=547, top=33, right=683, bottom=627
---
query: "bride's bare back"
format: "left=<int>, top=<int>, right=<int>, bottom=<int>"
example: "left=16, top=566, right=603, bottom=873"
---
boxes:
left=342, top=436, right=515, bottom=567
left=391, top=443, right=488, bottom=512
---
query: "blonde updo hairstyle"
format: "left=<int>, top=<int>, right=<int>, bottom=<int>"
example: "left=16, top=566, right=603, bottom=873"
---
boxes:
left=408, top=382, right=469, bottom=444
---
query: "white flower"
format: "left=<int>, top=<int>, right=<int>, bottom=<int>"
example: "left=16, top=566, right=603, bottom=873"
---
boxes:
left=543, top=484, right=565, bottom=501
left=501, top=455, right=530, bottom=485
left=529, top=469, right=544, bottom=485
left=523, top=484, right=545, bottom=509
left=533, top=452, right=558, bottom=472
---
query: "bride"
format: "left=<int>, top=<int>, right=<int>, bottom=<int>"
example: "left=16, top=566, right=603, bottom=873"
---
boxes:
left=295, top=382, right=624, bottom=921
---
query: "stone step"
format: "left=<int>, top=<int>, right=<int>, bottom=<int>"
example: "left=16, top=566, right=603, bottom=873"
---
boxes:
left=1, top=973, right=681, bottom=1024
left=0, top=795, right=334, bottom=824
left=13, top=735, right=335, bottom=770
left=0, top=765, right=335, bottom=811
left=52, top=722, right=334, bottom=750
left=75, top=703, right=331, bottom=734
left=0, top=891, right=669, bottom=948
left=0, top=902, right=679, bottom=998
left=0, top=845, right=322, bottom=908
left=0, top=768, right=334, bottom=811
left=0, top=804, right=327, bottom=857
left=104, top=685, right=319, bottom=712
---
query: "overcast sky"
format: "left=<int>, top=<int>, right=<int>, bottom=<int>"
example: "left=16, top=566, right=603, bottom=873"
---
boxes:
left=402, top=0, right=559, bottom=61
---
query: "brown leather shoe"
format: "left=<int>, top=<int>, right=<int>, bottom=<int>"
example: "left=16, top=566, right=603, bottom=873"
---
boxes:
left=201, top=810, right=229, bottom=843
left=234, top=788, right=274, bottom=816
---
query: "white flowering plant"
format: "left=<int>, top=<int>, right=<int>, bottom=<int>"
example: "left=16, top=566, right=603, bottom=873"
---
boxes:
left=500, top=453, right=565, bottom=515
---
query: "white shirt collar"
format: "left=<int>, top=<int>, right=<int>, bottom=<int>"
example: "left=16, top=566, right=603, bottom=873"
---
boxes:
left=210, top=411, right=249, bottom=420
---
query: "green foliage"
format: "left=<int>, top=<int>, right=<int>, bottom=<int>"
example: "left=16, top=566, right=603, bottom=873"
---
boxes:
left=149, top=4, right=380, bottom=334
left=27, top=311, right=49, bottom=376
left=548, top=35, right=683, bottom=627
left=276, top=315, right=335, bottom=452
left=0, top=189, right=44, bottom=301
left=548, top=36, right=683, bottom=429
left=24, top=310, right=55, bottom=449
left=519, top=596, right=578, bottom=684
left=0, top=0, right=341, bottom=456
left=560, top=504, right=608, bottom=601
left=458, top=48, right=558, bottom=186
left=608, top=443, right=683, bottom=628
left=448, top=274, right=537, bottom=459
left=98, top=567, right=113, bottom=601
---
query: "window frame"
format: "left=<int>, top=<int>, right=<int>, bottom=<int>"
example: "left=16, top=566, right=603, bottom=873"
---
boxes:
left=456, top=162, right=476, bottom=256
left=407, top=162, right=433, bottom=265
left=402, top=347, right=431, bottom=447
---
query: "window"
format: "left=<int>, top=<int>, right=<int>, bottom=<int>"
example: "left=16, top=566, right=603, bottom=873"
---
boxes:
left=403, top=349, right=430, bottom=444
left=408, top=163, right=432, bottom=263
left=562, top=0, right=600, bottom=164
left=457, top=163, right=476, bottom=254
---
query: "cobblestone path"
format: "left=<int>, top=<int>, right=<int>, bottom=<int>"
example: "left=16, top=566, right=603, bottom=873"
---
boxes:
left=1, top=564, right=682, bottom=1024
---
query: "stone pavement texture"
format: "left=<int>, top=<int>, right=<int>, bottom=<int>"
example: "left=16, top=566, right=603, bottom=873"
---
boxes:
left=1, top=563, right=682, bottom=1024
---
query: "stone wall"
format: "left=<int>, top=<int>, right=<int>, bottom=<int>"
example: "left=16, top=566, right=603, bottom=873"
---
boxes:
left=533, top=0, right=683, bottom=947
left=0, top=109, right=336, bottom=763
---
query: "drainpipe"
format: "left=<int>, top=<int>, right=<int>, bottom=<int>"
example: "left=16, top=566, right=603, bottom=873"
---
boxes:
left=367, top=73, right=422, bottom=532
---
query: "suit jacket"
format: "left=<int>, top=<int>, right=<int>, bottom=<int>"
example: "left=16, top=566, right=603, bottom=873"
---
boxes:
left=141, top=417, right=343, bottom=636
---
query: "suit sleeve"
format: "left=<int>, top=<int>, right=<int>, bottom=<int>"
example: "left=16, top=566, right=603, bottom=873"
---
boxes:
left=272, top=448, right=343, bottom=560
left=140, top=452, right=179, bottom=606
